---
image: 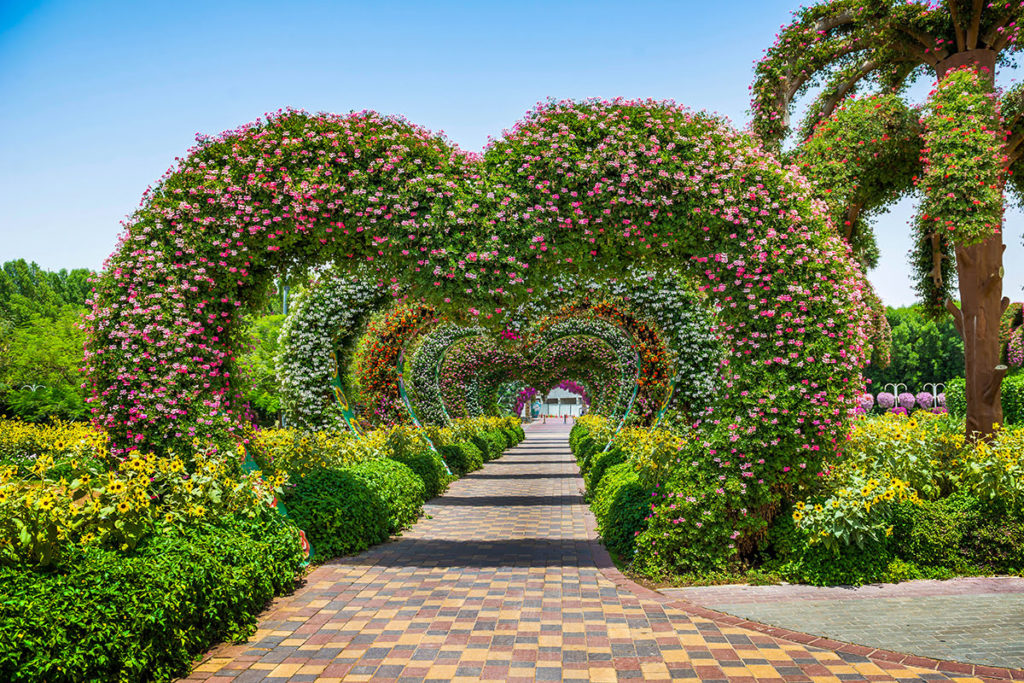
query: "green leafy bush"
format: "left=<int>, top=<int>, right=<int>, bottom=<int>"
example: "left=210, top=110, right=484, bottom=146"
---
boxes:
left=763, top=510, right=893, bottom=586
left=0, top=512, right=302, bottom=682
left=584, top=446, right=625, bottom=493
left=439, top=442, right=483, bottom=476
left=963, top=512, right=1024, bottom=573
left=946, top=377, right=966, bottom=418
left=501, top=427, right=519, bottom=448
left=890, top=493, right=980, bottom=572
left=388, top=448, right=449, bottom=499
left=349, top=459, right=425, bottom=533
left=472, top=431, right=505, bottom=461
left=283, top=467, right=389, bottom=558
left=591, top=462, right=649, bottom=561
left=632, top=479, right=740, bottom=580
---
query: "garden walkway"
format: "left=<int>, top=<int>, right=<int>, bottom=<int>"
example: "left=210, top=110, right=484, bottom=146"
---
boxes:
left=185, top=422, right=1013, bottom=682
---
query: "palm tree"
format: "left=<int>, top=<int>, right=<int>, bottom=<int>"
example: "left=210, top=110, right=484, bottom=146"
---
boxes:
left=751, top=0, right=1024, bottom=439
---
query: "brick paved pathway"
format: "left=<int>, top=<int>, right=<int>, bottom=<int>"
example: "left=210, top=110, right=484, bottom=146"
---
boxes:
left=186, top=423, right=996, bottom=682
left=662, top=579, right=1024, bottom=669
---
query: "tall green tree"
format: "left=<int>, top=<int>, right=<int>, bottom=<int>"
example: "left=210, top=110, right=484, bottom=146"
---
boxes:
left=864, top=306, right=964, bottom=389
left=752, top=0, right=1024, bottom=439
left=0, top=260, right=93, bottom=421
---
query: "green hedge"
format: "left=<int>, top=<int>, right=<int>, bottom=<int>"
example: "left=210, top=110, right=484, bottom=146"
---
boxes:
left=585, top=446, right=625, bottom=493
left=0, top=513, right=302, bottom=682
left=349, top=459, right=425, bottom=533
left=284, top=467, right=389, bottom=559
left=591, top=462, right=648, bottom=560
left=471, top=432, right=504, bottom=461
left=439, top=442, right=483, bottom=476
left=388, top=448, right=449, bottom=499
left=946, top=374, right=1024, bottom=425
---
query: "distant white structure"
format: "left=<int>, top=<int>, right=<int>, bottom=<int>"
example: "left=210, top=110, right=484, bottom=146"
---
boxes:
left=542, top=386, right=583, bottom=416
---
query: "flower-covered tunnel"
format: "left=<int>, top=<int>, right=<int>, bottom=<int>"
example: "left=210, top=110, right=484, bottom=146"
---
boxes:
left=85, top=97, right=879, bottom=554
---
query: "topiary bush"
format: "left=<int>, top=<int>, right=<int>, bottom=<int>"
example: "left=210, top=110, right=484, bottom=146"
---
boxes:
left=349, top=459, right=425, bottom=533
left=439, top=442, right=483, bottom=476
left=591, top=462, right=649, bottom=561
left=388, top=448, right=449, bottom=499
left=584, top=445, right=625, bottom=494
left=502, top=427, right=519, bottom=448
left=284, top=467, right=389, bottom=558
left=473, top=431, right=505, bottom=461
left=890, top=493, right=981, bottom=572
left=0, top=512, right=302, bottom=682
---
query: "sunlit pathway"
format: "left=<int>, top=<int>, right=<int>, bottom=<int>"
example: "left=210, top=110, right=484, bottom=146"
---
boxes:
left=185, top=423, right=993, bottom=682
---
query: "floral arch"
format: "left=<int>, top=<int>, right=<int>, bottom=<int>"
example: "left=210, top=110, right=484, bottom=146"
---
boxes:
left=86, top=98, right=874, bottom=515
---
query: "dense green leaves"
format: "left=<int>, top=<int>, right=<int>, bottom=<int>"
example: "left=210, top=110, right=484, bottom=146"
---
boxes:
left=863, top=306, right=964, bottom=389
left=283, top=467, right=389, bottom=558
left=0, top=513, right=302, bottom=682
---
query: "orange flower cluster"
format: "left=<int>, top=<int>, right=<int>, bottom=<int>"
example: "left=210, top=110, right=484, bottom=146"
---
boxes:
left=355, top=302, right=438, bottom=425
left=539, top=298, right=671, bottom=422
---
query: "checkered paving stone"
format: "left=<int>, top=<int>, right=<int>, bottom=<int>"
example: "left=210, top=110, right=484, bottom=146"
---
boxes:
left=183, top=422, right=988, bottom=682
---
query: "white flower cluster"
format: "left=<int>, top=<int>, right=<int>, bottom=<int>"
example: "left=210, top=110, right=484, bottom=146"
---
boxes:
left=277, top=274, right=389, bottom=431
left=408, top=323, right=486, bottom=425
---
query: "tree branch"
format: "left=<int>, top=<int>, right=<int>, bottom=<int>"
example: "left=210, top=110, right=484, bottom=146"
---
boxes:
left=814, top=9, right=857, bottom=33
left=967, top=0, right=984, bottom=49
left=980, top=9, right=1017, bottom=48
left=945, top=297, right=965, bottom=338
left=806, top=60, right=879, bottom=135
left=947, top=0, right=967, bottom=51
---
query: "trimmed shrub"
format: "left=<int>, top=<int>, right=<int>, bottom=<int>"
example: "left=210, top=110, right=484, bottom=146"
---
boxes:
left=763, top=510, right=893, bottom=586
left=0, top=513, right=302, bottom=682
left=284, top=467, right=389, bottom=558
left=515, top=425, right=526, bottom=442
left=890, top=493, right=981, bottom=572
left=349, top=459, right=425, bottom=533
left=585, top=446, right=625, bottom=493
left=502, top=427, right=519, bottom=448
left=388, top=448, right=449, bottom=499
left=964, top=513, right=1024, bottom=573
left=440, top=442, right=483, bottom=476
left=473, top=431, right=504, bottom=461
left=591, top=462, right=649, bottom=560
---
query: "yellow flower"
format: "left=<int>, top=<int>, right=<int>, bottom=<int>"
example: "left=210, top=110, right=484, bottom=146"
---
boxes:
left=164, top=513, right=175, bottom=523
left=813, top=504, right=823, bottom=512
left=885, top=525, right=894, bottom=537
left=792, top=510, right=804, bottom=522
left=795, top=501, right=806, bottom=510
left=116, top=501, right=131, bottom=514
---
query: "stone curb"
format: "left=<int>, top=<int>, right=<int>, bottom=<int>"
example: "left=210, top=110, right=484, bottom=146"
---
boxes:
left=581, top=508, right=1024, bottom=682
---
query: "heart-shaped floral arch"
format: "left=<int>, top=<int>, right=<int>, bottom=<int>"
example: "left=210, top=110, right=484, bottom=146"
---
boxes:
left=85, top=98, right=874, bottom=513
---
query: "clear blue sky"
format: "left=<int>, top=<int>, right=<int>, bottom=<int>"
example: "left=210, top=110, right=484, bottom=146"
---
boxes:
left=2, top=0, right=1023, bottom=307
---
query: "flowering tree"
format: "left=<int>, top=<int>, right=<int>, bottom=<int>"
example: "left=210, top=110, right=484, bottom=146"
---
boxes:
left=752, top=0, right=1024, bottom=439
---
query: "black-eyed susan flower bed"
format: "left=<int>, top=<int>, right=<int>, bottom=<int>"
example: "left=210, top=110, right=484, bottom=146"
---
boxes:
left=572, top=412, right=1024, bottom=587
left=0, top=416, right=524, bottom=681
